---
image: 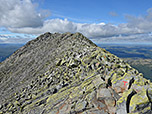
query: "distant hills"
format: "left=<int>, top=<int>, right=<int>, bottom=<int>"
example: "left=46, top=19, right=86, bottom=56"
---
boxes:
left=0, top=44, right=23, bottom=62
left=98, top=44, right=152, bottom=59
left=124, top=58, right=152, bottom=80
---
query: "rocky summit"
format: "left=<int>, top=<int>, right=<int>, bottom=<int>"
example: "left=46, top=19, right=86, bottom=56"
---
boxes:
left=0, top=32, right=152, bottom=114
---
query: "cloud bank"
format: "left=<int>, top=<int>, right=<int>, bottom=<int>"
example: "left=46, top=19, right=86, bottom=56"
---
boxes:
left=0, top=34, right=36, bottom=43
left=0, top=0, right=152, bottom=43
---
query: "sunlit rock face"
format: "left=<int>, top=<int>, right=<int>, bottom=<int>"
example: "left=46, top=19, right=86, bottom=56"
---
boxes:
left=0, top=32, right=152, bottom=114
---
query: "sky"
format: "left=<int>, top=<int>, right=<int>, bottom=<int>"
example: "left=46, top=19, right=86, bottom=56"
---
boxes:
left=0, top=0, right=152, bottom=44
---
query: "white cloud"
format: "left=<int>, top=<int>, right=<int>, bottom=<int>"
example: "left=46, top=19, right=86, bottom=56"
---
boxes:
left=0, top=34, right=36, bottom=44
left=0, top=37, right=7, bottom=41
left=9, top=19, right=77, bottom=34
left=0, top=0, right=49, bottom=28
left=0, top=0, right=152, bottom=43
left=8, top=18, right=143, bottom=38
left=7, top=17, right=152, bottom=43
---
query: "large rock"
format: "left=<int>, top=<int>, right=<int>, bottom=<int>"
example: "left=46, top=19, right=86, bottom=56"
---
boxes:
left=0, top=32, right=152, bottom=114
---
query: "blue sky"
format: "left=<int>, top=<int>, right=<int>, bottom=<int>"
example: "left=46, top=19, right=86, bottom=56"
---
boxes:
left=43, top=0, right=152, bottom=23
left=0, top=0, right=152, bottom=44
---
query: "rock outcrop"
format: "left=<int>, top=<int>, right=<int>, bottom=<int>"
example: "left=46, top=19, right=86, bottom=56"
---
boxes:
left=0, top=32, right=152, bottom=114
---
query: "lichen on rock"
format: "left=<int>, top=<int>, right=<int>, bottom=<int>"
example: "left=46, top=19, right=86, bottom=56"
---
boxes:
left=0, top=32, right=152, bottom=114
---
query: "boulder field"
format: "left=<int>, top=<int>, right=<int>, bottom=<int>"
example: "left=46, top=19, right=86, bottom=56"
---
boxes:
left=0, top=32, right=152, bottom=114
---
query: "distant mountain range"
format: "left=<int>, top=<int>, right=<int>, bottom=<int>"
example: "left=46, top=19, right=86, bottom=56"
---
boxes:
left=98, top=44, right=152, bottom=59
left=124, top=58, right=152, bottom=80
left=0, top=44, right=23, bottom=62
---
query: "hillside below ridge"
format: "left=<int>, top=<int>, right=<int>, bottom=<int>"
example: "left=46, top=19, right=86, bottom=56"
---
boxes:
left=0, top=32, right=152, bottom=114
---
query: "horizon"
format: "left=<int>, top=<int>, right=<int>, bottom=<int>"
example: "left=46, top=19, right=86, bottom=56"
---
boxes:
left=0, top=0, right=152, bottom=44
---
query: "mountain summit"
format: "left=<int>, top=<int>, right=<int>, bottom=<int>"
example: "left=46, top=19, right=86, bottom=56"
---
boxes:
left=0, top=32, right=152, bottom=114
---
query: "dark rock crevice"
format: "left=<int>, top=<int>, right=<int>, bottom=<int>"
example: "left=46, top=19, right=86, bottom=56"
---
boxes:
left=128, top=77, right=134, bottom=90
left=106, top=78, right=112, bottom=88
left=126, top=90, right=137, bottom=113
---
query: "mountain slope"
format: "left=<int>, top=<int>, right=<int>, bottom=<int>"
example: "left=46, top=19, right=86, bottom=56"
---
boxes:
left=0, top=32, right=152, bottom=114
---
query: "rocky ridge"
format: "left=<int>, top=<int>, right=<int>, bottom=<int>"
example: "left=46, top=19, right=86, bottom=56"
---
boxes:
left=0, top=32, right=152, bottom=114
